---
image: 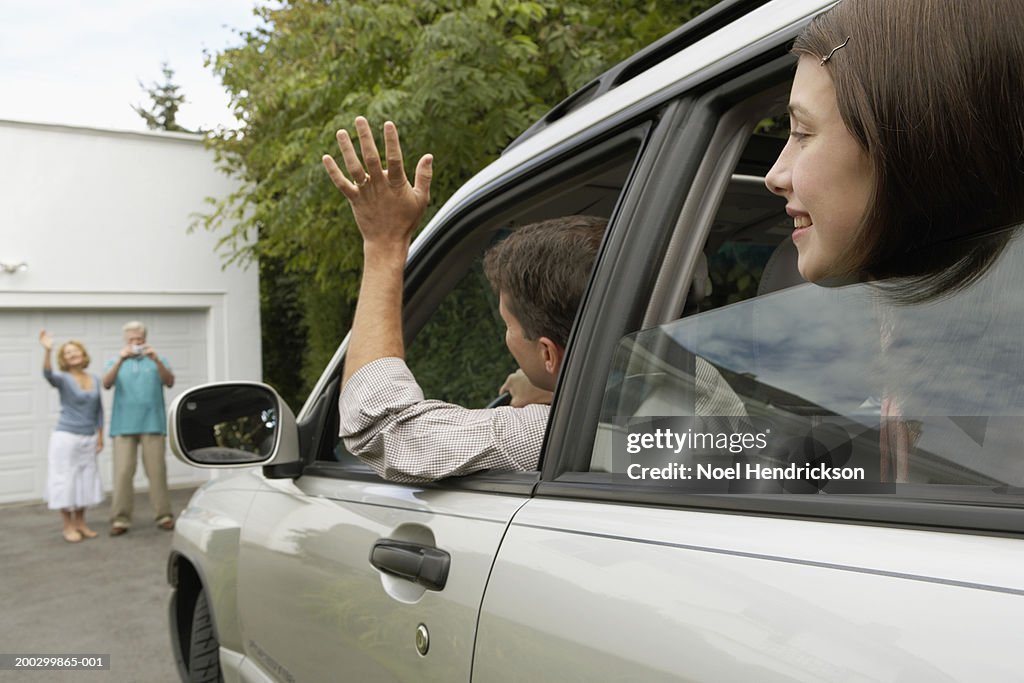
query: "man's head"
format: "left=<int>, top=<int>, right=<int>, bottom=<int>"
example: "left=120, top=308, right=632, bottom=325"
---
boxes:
left=483, top=215, right=606, bottom=391
left=122, top=321, right=147, bottom=346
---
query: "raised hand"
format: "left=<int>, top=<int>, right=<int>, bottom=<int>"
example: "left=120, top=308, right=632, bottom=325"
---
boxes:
left=322, top=117, right=433, bottom=249
left=39, top=329, right=53, bottom=350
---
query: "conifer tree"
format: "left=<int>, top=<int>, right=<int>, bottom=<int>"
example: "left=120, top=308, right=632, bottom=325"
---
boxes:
left=133, top=62, right=193, bottom=133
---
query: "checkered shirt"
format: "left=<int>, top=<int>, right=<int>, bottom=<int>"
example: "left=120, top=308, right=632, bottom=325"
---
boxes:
left=338, top=357, right=549, bottom=483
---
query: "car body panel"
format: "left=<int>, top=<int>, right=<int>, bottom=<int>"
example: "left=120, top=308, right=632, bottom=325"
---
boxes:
left=233, top=476, right=528, bottom=682
left=170, top=471, right=264, bottom=655
left=475, top=498, right=1024, bottom=682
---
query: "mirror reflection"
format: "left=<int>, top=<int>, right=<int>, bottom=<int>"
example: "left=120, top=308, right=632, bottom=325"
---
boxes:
left=179, top=385, right=278, bottom=465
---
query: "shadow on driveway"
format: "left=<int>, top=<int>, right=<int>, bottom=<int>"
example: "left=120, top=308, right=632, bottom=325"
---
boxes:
left=0, top=486, right=199, bottom=683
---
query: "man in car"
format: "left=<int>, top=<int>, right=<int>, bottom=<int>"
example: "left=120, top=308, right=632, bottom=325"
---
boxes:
left=323, top=117, right=603, bottom=482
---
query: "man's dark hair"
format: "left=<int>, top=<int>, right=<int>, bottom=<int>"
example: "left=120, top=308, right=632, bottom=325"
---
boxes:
left=483, top=215, right=606, bottom=348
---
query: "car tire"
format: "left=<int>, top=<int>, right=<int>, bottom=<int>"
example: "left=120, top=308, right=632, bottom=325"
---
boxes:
left=188, top=590, right=223, bottom=683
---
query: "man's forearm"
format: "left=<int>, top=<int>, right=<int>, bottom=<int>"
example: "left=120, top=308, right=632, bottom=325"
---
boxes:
left=153, top=357, right=175, bottom=387
left=322, top=116, right=431, bottom=386
left=343, top=242, right=409, bottom=386
left=102, top=359, right=122, bottom=388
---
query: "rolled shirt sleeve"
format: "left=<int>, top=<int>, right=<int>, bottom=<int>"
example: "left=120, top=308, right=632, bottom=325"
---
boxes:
left=339, top=357, right=549, bottom=483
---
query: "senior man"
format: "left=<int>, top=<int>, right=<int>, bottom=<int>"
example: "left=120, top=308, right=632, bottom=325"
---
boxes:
left=102, top=321, right=175, bottom=535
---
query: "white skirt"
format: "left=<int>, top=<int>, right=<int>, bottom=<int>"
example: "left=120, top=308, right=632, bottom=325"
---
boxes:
left=45, top=431, right=104, bottom=510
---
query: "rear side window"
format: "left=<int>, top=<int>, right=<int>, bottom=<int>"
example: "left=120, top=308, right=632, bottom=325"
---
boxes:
left=581, top=67, right=1024, bottom=517
left=597, top=237, right=1024, bottom=498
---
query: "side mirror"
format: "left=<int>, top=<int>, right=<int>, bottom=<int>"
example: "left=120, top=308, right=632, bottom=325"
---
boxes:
left=168, top=382, right=299, bottom=469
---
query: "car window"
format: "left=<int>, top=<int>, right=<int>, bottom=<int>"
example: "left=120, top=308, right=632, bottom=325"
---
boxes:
left=404, top=257, right=509, bottom=408
left=584, top=81, right=1024, bottom=508
left=312, top=128, right=649, bottom=474
left=690, top=138, right=789, bottom=316
left=594, top=246, right=1024, bottom=492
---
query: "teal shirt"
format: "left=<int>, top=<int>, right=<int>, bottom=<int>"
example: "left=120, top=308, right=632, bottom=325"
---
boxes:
left=105, top=355, right=171, bottom=436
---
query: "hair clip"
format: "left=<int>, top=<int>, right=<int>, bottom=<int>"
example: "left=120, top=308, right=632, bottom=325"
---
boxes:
left=820, top=36, right=851, bottom=65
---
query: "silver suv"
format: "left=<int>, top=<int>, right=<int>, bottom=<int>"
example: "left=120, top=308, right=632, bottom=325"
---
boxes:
left=166, top=1, right=1024, bottom=681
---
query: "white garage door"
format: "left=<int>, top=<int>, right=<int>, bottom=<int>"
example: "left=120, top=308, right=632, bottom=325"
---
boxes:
left=0, top=308, right=211, bottom=505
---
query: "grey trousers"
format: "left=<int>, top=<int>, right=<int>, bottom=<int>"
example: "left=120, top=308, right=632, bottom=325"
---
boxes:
left=110, top=434, right=171, bottom=526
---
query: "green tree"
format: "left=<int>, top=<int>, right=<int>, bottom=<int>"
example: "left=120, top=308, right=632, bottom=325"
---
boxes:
left=201, top=0, right=720, bottom=409
left=133, top=62, right=193, bottom=133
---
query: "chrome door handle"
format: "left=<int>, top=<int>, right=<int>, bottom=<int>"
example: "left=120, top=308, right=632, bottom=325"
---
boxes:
left=370, top=540, right=450, bottom=591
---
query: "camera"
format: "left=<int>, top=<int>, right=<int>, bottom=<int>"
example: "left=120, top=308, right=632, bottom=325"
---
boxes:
left=131, top=344, right=144, bottom=355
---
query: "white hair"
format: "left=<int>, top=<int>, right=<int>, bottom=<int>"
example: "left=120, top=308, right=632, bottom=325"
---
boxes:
left=122, top=321, right=147, bottom=338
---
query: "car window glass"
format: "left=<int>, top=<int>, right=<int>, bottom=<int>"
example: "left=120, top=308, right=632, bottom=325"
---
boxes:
left=689, top=133, right=789, bottom=317
left=405, top=260, right=510, bottom=407
left=594, top=233, right=1024, bottom=496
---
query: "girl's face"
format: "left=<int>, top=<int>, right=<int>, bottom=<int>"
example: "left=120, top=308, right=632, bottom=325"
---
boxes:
left=765, top=55, right=873, bottom=282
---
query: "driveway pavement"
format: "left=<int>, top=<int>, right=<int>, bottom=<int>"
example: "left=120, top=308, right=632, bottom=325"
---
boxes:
left=0, top=486, right=197, bottom=683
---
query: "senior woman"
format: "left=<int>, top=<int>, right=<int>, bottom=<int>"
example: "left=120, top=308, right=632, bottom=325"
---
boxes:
left=40, top=329, right=104, bottom=542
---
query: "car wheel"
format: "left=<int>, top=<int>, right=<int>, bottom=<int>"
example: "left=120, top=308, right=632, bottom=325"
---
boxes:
left=188, top=590, right=223, bottom=683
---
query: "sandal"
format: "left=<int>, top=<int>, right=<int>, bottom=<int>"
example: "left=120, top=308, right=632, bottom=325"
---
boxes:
left=63, top=529, right=83, bottom=543
left=110, top=525, right=129, bottom=537
left=157, top=517, right=175, bottom=531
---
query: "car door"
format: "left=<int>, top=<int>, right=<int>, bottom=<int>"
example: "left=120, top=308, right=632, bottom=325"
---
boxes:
left=474, top=19, right=1024, bottom=682
left=235, top=476, right=531, bottom=682
left=231, top=126, right=650, bottom=682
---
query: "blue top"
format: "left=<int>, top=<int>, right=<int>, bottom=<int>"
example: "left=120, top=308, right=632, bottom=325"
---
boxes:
left=105, top=355, right=172, bottom=436
left=43, top=369, right=104, bottom=436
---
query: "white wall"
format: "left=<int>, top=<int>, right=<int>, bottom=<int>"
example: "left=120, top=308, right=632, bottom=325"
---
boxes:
left=0, top=119, right=261, bottom=503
